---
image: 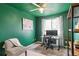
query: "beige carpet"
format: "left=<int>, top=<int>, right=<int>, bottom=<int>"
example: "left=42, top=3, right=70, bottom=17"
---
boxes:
left=32, top=44, right=68, bottom=56
left=27, top=49, right=45, bottom=56
left=26, top=42, right=71, bottom=56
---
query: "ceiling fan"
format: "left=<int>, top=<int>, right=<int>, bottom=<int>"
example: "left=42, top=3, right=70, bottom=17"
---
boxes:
left=30, top=3, right=51, bottom=13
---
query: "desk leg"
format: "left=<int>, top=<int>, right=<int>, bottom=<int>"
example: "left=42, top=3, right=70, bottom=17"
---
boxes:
left=58, top=39, right=60, bottom=51
left=58, top=45, right=60, bottom=51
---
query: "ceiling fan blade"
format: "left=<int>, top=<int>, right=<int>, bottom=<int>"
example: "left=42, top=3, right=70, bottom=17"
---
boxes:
left=32, top=3, right=41, bottom=8
left=30, top=8, right=38, bottom=12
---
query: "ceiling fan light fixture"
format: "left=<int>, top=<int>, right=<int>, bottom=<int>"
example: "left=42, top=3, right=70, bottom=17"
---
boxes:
left=39, top=7, right=44, bottom=13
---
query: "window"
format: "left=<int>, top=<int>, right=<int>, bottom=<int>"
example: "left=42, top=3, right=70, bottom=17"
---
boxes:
left=42, top=16, right=64, bottom=46
left=42, top=16, right=63, bottom=35
left=45, top=20, right=51, bottom=30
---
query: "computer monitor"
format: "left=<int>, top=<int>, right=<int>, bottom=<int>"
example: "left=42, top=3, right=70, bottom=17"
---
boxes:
left=46, top=30, right=57, bottom=36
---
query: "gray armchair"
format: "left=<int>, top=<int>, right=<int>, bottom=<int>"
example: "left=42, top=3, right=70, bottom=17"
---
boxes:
left=3, top=38, right=27, bottom=56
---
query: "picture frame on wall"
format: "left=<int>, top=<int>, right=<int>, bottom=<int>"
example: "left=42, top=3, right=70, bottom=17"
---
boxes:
left=22, top=18, right=33, bottom=31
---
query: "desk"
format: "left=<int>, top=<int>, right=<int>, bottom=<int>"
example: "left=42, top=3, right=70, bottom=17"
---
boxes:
left=41, top=35, right=60, bottom=50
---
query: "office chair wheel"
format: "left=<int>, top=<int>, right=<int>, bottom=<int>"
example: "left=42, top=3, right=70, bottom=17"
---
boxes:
left=51, top=47, right=54, bottom=49
left=41, top=44, right=44, bottom=46
left=46, top=47, right=49, bottom=50
left=25, top=51, right=27, bottom=56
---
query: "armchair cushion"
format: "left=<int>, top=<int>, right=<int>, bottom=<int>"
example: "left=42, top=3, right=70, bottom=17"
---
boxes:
left=6, top=47, right=26, bottom=56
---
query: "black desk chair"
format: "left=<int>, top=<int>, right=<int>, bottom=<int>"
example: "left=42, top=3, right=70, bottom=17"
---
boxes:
left=43, top=35, right=54, bottom=49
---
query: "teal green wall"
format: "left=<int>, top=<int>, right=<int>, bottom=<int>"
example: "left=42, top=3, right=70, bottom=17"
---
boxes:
left=0, top=4, right=36, bottom=46
left=74, top=33, right=79, bottom=40
left=36, top=12, right=69, bottom=44
left=35, top=17, right=42, bottom=41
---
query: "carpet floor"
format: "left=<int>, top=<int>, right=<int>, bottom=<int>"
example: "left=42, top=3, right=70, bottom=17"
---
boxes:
left=26, top=42, right=71, bottom=56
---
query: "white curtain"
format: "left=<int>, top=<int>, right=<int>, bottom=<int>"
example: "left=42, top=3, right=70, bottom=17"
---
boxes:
left=42, top=16, right=64, bottom=46
left=42, top=19, right=52, bottom=35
